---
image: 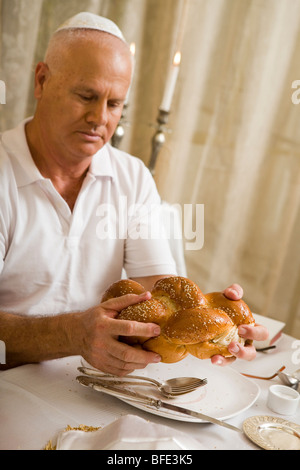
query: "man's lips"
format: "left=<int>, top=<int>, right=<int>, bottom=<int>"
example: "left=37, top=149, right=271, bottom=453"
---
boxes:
left=77, top=131, right=104, bottom=142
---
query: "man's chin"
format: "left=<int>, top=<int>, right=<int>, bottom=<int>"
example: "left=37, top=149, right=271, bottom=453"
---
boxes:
left=73, top=141, right=106, bottom=158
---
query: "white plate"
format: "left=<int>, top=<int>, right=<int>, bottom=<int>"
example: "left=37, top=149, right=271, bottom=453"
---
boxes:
left=117, top=355, right=260, bottom=422
left=243, top=415, right=300, bottom=450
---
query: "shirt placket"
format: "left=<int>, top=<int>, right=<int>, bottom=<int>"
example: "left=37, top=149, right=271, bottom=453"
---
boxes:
left=38, top=174, right=95, bottom=248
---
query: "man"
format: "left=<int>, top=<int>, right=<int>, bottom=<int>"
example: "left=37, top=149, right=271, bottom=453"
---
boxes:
left=0, top=13, right=267, bottom=374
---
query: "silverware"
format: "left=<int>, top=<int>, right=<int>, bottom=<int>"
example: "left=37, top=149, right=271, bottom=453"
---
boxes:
left=256, top=345, right=276, bottom=352
left=77, top=366, right=207, bottom=398
left=278, top=369, right=300, bottom=390
left=241, top=365, right=286, bottom=380
left=76, top=375, right=242, bottom=433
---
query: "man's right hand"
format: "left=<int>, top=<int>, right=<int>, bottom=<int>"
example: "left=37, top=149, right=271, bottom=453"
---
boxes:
left=78, top=291, right=162, bottom=376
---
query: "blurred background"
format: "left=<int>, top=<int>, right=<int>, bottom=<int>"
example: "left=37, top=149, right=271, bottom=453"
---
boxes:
left=1, top=0, right=300, bottom=338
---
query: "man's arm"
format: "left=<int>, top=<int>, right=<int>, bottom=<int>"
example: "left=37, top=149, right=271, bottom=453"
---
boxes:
left=0, top=291, right=161, bottom=373
left=0, top=310, right=84, bottom=369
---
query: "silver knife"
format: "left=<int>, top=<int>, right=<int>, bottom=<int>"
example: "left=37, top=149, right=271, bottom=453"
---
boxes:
left=76, top=375, right=242, bottom=433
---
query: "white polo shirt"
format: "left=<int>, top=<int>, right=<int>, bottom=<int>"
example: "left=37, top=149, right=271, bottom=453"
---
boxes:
left=0, top=119, right=177, bottom=316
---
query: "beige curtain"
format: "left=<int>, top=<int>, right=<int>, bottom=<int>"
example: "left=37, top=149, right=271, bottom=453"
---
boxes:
left=1, top=0, right=300, bottom=337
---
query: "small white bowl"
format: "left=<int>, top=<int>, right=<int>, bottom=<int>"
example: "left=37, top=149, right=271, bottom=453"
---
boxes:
left=267, top=384, right=300, bottom=415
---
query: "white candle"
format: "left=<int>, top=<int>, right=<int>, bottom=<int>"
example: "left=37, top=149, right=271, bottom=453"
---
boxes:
left=160, top=51, right=181, bottom=112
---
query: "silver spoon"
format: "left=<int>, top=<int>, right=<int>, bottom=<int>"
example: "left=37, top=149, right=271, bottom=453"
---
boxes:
left=278, top=370, right=300, bottom=390
left=77, top=366, right=207, bottom=398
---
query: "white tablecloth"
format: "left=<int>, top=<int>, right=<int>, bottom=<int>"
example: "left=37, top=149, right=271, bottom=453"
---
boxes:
left=0, top=332, right=299, bottom=450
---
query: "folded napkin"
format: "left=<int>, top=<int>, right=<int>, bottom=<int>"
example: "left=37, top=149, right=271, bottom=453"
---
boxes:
left=49, top=414, right=203, bottom=450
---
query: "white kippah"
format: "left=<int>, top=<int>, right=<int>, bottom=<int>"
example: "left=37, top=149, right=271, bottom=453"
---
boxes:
left=55, top=12, right=126, bottom=42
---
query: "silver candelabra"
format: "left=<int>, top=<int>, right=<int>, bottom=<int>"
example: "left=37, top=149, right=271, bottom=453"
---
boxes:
left=148, top=108, right=170, bottom=176
left=111, top=106, right=170, bottom=176
left=111, top=104, right=128, bottom=148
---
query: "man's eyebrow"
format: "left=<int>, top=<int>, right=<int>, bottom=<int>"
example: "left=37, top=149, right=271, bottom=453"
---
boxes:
left=71, top=86, right=125, bottom=102
left=71, top=86, right=98, bottom=94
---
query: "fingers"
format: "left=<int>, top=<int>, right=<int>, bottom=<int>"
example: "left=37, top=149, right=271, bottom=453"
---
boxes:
left=211, top=355, right=236, bottom=366
left=223, top=283, right=243, bottom=300
left=101, top=291, right=161, bottom=339
left=238, top=323, right=269, bottom=342
left=110, top=341, right=161, bottom=375
left=84, top=294, right=162, bottom=375
left=101, top=291, right=151, bottom=312
left=104, top=316, right=161, bottom=370
left=84, top=347, right=161, bottom=377
left=108, top=317, right=161, bottom=338
left=227, top=342, right=257, bottom=361
left=211, top=342, right=256, bottom=366
left=85, top=338, right=161, bottom=377
left=211, top=323, right=269, bottom=366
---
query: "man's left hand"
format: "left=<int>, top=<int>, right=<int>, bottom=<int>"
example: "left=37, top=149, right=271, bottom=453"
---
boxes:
left=211, top=283, right=269, bottom=366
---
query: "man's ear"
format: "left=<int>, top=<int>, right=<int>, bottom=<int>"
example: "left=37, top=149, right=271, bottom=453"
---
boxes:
left=34, top=62, right=50, bottom=99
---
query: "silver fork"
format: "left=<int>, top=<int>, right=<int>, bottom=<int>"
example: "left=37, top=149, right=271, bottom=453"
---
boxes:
left=77, top=366, right=207, bottom=398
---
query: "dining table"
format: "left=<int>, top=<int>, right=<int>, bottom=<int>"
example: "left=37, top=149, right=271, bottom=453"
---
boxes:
left=0, top=315, right=299, bottom=451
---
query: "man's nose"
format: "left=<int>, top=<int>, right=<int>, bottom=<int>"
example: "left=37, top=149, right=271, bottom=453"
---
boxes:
left=86, top=100, right=108, bottom=126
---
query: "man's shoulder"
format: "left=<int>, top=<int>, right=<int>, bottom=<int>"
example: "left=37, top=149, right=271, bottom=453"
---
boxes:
left=0, top=120, right=27, bottom=169
left=105, top=143, right=152, bottom=178
left=106, top=143, right=144, bottom=164
left=0, top=133, right=15, bottom=177
left=0, top=126, right=24, bottom=200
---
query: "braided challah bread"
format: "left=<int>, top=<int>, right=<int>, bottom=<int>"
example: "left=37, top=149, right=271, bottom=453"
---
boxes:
left=102, top=276, right=255, bottom=363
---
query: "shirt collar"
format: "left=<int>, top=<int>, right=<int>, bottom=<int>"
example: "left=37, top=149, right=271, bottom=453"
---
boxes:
left=1, top=118, right=115, bottom=187
left=89, top=144, right=114, bottom=179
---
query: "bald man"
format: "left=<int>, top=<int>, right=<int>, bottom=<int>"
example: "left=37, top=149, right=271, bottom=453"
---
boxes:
left=0, top=14, right=268, bottom=374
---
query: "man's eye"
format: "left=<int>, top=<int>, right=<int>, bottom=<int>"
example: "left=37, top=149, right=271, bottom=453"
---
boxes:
left=78, top=94, right=93, bottom=102
left=108, top=101, right=122, bottom=109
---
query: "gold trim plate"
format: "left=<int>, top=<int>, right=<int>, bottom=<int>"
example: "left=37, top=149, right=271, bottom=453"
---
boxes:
left=243, top=415, right=300, bottom=450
